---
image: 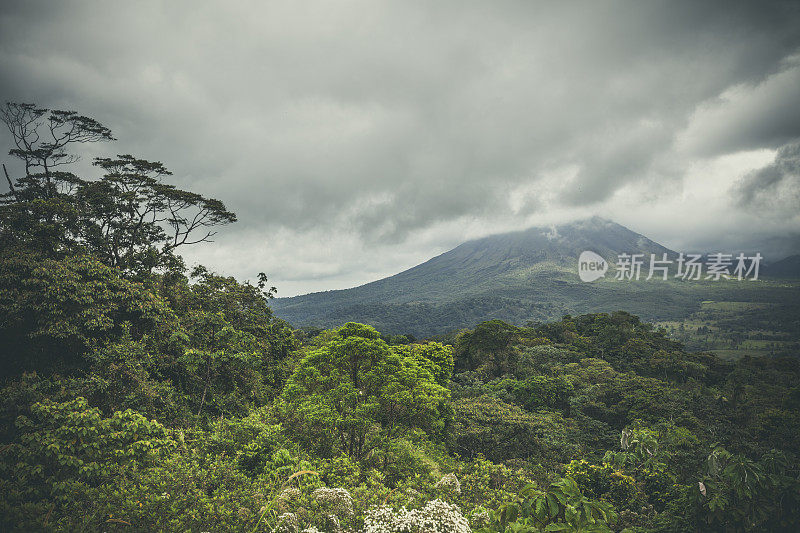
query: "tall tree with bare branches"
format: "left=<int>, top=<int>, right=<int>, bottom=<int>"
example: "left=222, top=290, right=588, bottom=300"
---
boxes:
left=1, top=102, right=236, bottom=275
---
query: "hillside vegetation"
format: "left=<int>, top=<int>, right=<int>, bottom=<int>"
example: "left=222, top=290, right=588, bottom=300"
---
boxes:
left=272, top=221, right=800, bottom=340
left=1, top=104, right=799, bottom=532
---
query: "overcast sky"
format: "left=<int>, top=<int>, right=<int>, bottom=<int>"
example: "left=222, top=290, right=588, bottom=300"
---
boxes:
left=2, top=1, right=800, bottom=295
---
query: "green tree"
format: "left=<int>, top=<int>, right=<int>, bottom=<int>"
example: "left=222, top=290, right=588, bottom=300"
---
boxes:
left=0, top=397, right=176, bottom=531
left=0, top=252, right=173, bottom=377
left=280, top=323, right=449, bottom=459
left=392, top=341, right=455, bottom=387
left=487, top=477, right=617, bottom=533
left=450, top=395, right=579, bottom=466
left=79, top=155, right=236, bottom=274
left=1, top=102, right=114, bottom=256
left=455, top=320, right=520, bottom=375
left=689, top=446, right=800, bottom=531
left=1, top=103, right=236, bottom=276
left=165, top=267, right=288, bottom=418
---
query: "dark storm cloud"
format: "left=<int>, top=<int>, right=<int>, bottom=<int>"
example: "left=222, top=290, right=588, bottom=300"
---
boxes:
left=1, top=0, right=800, bottom=290
left=680, top=58, right=800, bottom=156
left=736, top=139, right=800, bottom=212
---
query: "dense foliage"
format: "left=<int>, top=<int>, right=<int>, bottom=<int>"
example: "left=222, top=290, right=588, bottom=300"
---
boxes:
left=1, top=104, right=799, bottom=531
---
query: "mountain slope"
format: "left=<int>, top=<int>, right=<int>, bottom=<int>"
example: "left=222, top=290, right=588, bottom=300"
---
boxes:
left=765, top=254, right=800, bottom=278
left=272, top=217, right=690, bottom=336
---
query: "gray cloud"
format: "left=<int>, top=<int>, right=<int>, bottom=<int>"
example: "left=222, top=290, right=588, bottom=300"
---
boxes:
left=2, top=1, right=800, bottom=293
left=679, top=58, right=800, bottom=156
left=736, top=139, right=800, bottom=213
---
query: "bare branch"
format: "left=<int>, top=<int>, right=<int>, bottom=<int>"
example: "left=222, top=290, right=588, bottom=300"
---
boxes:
left=2, top=164, right=17, bottom=200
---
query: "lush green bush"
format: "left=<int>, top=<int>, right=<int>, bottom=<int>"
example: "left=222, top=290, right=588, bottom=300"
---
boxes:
left=450, top=394, right=580, bottom=467
left=1, top=281, right=799, bottom=532
left=0, top=397, right=176, bottom=530
left=482, top=477, right=617, bottom=533
left=0, top=252, right=173, bottom=377
left=563, top=460, right=642, bottom=510
left=279, top=323, right=450, bottom=460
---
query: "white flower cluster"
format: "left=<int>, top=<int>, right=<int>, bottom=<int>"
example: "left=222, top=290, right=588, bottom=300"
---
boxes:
left=312, top=487, right=354, bottom=517
left=274, top=512, right=299, bottom=533
left=363, top=499, right=470, bottom=533
left=301, top=528, right=324, bottom=533
left=434, top=473, right=461, bottom=494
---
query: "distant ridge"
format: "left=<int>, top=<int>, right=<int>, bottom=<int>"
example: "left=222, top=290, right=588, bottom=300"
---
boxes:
left=765, top=254, right=800, bottom=278
left=272, top=217, right=685, bottom=336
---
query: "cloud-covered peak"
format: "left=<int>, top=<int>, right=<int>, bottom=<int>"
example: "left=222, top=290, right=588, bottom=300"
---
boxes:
left=1, top=1, right=799, bottom=294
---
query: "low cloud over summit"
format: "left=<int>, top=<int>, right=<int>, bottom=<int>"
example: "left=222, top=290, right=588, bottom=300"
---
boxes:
left=2, top=1, right=800, bottom=294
